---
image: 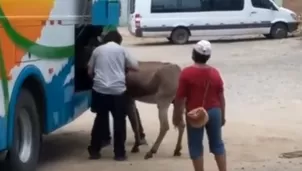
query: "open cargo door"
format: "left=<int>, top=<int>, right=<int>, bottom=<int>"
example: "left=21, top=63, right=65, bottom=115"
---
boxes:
left=91, top=0, right=120, bottom=26
left=74, top=0, right=120, bottom=93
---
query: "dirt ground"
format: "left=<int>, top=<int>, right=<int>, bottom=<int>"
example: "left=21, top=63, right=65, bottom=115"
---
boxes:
left=38, top=31, right=302, bottom=171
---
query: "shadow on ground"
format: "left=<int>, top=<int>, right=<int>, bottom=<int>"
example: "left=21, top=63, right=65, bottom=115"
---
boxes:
left=39, top=130, right=89, bottom=166
left=131, top=36, right=298, bottom=47
left=132, top=37, right=266, bottom=46
left=0, top=131, right=88, bottom=169
left=38, top=130, right=151, bottom=167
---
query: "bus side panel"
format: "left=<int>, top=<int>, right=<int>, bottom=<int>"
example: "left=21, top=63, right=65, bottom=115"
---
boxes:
left=4, top=24, right=77, bottom=134
left=0, top=26, right=14, bottom=151
left=45, top=60, right=91, bottom=133
left=72, top=91, right=91, bottom=120
left=0, top=117, right=7, bottom=151
left=5, top=61, right=83, bottom=142
left=44, top=58, right=75, bottom=133
left=7, top=59, right=81, bottom=135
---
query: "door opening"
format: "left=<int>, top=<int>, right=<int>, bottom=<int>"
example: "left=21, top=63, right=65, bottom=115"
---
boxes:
left=74, top=24, right=103, bottom=92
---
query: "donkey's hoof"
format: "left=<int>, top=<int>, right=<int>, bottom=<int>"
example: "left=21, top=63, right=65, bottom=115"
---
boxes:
left=131, top=146, right=140, bottom=153
left=173, top=151, right=182, bottom=157
left=139, top=138, right=148, bottom=145
left=144, top=152, right=153, bottom=159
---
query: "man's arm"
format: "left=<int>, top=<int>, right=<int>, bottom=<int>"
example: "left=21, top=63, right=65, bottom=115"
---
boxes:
left=217, top=70, right=226, bottom=126
left=124, top=49, right=139, bottom=71
left=87, top=49, right=97, bottom=77
left=219, top=91, right=226, bottom=126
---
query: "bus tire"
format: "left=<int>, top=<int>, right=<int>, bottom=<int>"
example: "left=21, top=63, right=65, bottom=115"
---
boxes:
left=6, top=88, right=41, bottom=171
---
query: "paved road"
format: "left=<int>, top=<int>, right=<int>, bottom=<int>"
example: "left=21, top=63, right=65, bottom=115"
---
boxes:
left=38, top=35, right=302, bottom=171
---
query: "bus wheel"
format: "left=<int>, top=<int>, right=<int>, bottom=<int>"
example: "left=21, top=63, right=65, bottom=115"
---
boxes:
left=6, top=89, right=41, bottom=171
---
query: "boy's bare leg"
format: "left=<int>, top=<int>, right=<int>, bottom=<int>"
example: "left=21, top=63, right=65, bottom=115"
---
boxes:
left=192, top=156, right=204, bottom=171
left=215, top=154, right=227, bottom=171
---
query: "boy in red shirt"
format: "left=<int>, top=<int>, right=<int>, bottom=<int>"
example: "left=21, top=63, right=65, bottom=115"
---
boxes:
left=173, top=40, right=227, bottom=171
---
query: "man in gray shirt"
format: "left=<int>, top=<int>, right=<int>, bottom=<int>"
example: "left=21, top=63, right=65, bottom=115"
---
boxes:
left=87, top=30, right=138, bottom=161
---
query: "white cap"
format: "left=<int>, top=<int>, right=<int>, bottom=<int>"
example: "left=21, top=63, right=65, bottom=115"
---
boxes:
left=193, top=40, right=211, bottom=56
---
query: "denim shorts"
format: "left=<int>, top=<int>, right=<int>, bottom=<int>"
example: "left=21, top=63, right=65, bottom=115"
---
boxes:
left=187, top=108, right=225, bottom=160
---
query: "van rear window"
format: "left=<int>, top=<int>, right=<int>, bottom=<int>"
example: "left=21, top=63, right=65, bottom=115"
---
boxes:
left=130, top=0, right=135, bottom=14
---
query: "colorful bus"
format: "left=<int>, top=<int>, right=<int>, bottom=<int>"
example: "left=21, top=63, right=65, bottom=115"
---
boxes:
left=0, top=0, right=120, bottom=170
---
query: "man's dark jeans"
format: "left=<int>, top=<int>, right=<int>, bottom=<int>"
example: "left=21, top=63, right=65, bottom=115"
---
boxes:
left=90, top=90, right=127, bottom=157
left=91, top=93, right=146, bottom=145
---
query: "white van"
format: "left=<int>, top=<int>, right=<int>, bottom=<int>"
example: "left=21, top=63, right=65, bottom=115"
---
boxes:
left=128, top=0, right=300, bottom=44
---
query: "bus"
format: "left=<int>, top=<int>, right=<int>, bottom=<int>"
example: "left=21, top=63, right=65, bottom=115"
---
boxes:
left=0, top=0, right=120, bottom=170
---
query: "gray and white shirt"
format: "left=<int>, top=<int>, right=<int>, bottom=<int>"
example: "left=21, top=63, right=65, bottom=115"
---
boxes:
left=88, top=42, right=139, bottom=95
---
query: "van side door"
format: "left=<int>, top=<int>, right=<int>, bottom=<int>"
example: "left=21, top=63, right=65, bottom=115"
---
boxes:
left=178, top=0, right=247, bottom=37
left=247, top=0, right=276, bottom=34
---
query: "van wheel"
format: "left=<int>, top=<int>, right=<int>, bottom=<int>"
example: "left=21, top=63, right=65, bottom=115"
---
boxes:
left=263, top=34, right=272, bottom=39
left=269, top=23, right=288, bottom=39
left=6, top=89, right=41, bottom=171
left=170, top=28, right=190, bottom=44
left=166, top=37, right=172, bottom=43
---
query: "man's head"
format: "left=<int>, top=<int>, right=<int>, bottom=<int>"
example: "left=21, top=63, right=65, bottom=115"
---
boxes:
left=192, top=40, right=211, bottom=64
left=103, top=30, right=123, bottom=44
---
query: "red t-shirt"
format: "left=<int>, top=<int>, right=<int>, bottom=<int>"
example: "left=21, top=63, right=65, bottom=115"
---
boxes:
left=175, top=65, right=224, bottom=112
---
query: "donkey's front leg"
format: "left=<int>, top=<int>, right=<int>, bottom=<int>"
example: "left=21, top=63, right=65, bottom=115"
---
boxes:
left=145, top=102, right=170, bottom=159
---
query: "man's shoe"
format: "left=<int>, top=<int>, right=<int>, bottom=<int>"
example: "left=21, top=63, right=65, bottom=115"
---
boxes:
left=87, top=146, right=101, bottom=160
left=114, top=155, right=127, bottom=161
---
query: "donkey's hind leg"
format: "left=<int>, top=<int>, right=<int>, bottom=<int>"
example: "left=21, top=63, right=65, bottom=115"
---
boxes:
left=127, top=100, right=146, bottom=153
left=144, top=101, right=170, bottom=159
left=134, top=106, right=148, bottom=145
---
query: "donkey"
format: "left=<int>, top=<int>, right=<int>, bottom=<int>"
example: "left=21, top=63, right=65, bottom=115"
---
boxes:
left=126, top=61, right=185, bottom=159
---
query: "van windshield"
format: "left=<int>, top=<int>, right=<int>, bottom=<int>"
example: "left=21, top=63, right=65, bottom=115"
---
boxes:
left=130, top=0, right=135, bottom=14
